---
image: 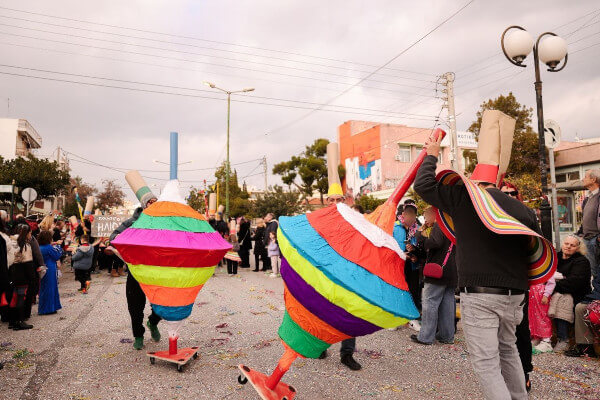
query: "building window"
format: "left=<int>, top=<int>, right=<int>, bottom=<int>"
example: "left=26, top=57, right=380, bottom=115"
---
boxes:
left=555, top=173, right=567, bottom=183
left=567, top=171, right=580, bottom=181
left=397, top=145, right=411, bottom=163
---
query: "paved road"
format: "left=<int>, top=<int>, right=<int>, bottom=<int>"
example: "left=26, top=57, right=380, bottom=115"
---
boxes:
left=1, top=262, right=599, bottom=400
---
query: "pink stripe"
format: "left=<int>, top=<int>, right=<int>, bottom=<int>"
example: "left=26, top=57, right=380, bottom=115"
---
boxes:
left=111, top=228, right=231, bottom=251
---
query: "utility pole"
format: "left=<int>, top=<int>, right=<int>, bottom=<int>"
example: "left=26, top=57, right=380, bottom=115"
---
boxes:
left=441, top=72, right=459, bottom=172
left=263, top=156, right=268, bottom=192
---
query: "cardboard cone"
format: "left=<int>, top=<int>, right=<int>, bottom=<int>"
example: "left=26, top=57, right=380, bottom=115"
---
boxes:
left=208, top=193, right=217, bottom=216
left=326, top=142, right=343, bottom=199
left=125, top=170, right=156, bottom=208
left=84, top=196, right=94, bottom=215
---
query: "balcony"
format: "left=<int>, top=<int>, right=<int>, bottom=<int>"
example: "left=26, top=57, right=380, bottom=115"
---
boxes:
left=17, top=119, right=42, bottom=148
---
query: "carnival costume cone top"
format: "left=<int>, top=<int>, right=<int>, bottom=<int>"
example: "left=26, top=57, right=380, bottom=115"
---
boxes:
left=326, top=142, right=343, bottom=199
left=433, top=110, right=557, bottom=286
left=126, top=170, right=157, bottom=208
left=236, top=133, right=445, bottom=399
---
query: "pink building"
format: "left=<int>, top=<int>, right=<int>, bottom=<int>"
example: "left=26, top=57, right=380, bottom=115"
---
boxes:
left=337, top=120, right=475, bottom=198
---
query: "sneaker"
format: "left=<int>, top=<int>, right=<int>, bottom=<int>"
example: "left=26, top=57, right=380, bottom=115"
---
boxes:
left=85, top=281, right=91, bottom=291
left=565, top=344, right=597, bottom=358
left=147, top=321, right=161, bottom=342
left=81, top=288, right=88, bottom=295
left=410, top=334, right=432, bottom=345
left=340, top=354, right=362, bottom=371
left=77, top=288, right=84, bottom=292
left=133, top=337, right=144, bottom=350
left=269, top=273, right=277, bottom=278
left=534, top=340, right=553, bottom=353
left=13, top=321, right=33, bottom=330
left=408, top=320, right=421, bottom=332
left=531, top=338, right=541, bottom=347
left=318, top=350, right=328, bottom=359
left=553, top=340, right=569, bottom=353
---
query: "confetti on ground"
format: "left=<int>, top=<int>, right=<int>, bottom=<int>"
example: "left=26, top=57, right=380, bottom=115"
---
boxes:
left=252, top=339, right=276, bottom=350
left=101, top=352, right=118, bottom=359
left=210, top=338, right=230, bottom=345
left=13, top=349, right=31, bottom=359
left=119, top=338, right=133, bottom=344
left=250, top=311, right=267, bottom=315
left=197, top=301, right=209, bottom=306
left=1, top=342, right=12, bottom=347
left=215, top=323, right=228, bottom=329
left=359, top=349, right=384, bottom=359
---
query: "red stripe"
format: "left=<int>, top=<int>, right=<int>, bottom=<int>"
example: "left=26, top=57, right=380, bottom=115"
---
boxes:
left=116, top=245, right=227, bottom=268
left=306, top=205, right=408, bottom=291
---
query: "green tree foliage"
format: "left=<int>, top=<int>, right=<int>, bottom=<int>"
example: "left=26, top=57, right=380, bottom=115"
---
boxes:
left=273, top=138, right=329, bottom=204
left=406, top=188, right=429, bottom=215
left=186, top=187, right=207, bottom=214
left=0, top=155, right=70, bottom=200
left=354, top=195, right=385, bottom=213
left=464, top=92, right=542, bottom=203
left=251, top=185, right=301, bottom=219
left=96, top=179, right=126, bottom=213
left=213, top=162, right=251, bottom=217
left=63, top=177, right=96, bottom=217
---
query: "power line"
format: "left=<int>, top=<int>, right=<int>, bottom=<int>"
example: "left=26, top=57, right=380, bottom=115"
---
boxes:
left=0, top=29, right=439, bottom=98
left=264, top=0, right=475, bottom=137
left=0, top=14, right=438, bottom=85
left=0, top=5, right=438, bottom=77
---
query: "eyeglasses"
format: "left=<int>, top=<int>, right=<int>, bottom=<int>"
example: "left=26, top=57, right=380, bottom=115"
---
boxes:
left=504, top=190, right=518, bottom=197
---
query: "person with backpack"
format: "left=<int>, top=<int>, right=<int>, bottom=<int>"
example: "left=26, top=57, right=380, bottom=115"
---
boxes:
left=71, top=235, right=94, bottom=294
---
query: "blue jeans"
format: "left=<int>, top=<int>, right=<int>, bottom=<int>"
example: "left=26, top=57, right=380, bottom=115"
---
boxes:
left=555, top=318, right=571, bottom=341
left=583, top=237, right=599, bottom=278
left=418, top=283, right=456, bottom=344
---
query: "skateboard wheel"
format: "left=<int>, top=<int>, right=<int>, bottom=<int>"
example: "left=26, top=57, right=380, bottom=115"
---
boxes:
left=177, top=365, right=184, bottom=373
left=237, top=375, right=248, bottom=385
left=149, top=357, right=155, bottom=365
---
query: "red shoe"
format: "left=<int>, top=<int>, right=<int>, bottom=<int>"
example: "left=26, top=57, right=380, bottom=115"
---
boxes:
left=85, top=281, right=91, bottom=291
left=81, top=288, right=88, bottom=294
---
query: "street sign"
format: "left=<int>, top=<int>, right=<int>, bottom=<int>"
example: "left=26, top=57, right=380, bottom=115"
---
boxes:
left=544, top=120, right=562, bottom=149
left=0, top=184, right=17, bottom=194
left=21, top=187, right=37, bottom=203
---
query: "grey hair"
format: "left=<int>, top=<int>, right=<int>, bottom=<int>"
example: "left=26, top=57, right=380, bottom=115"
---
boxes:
left=586, top=169, right=600, bottom=184
left=563, top=234, right=587, bottom=256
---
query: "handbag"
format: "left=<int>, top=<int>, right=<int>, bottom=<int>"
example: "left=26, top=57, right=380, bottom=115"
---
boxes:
left=423, top=243, right=453, bottom=279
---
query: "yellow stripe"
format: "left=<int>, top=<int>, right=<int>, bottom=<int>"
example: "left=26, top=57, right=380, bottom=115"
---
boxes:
left=278, top=231, right=407, bottom=329
left=128, top=264, right=215, bottom=288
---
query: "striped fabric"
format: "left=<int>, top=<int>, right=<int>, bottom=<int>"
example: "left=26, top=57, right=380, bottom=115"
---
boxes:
left=111, top=201, right=231, bottom=321
left=277, top=204, right=418, bottom=359
left=434, top=170, right=557, bottom=286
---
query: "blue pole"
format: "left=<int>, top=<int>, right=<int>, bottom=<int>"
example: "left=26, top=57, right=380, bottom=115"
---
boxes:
left=170, top=132, right=178, bottom=180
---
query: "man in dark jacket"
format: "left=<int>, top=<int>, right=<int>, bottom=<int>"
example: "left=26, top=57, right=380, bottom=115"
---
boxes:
left=579, top=168, right=600, bottom=278
left=566, top=271, right=600, bottom=358
left=415, top=111, right=538, bottom=400
left=109, top=196, right=161, bottom=350
left=237, top=217, right=252, bottom=268
left=262, top=213, right=278, bottom=271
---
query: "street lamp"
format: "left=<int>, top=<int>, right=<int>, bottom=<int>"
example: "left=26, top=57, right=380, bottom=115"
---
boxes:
left=500, top=26, right=568, bottom=241
left=153, top=159, right=193, bottom=166
left=203, top=81, right=255, bottom=219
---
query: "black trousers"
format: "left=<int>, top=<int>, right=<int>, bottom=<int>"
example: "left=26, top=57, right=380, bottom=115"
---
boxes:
left=126, top=273, right=161, bottom=338
left=404, top=264, right=422, bottom=312
left=110, top=254, right=124, bottom=272
left=226, top=259, right=238, bottom=275
left=239, top=248, right=250, bottom=268
left=515, top=295, right=533, bottom=376
left=340, top=338, right=356, bottom=356
left=253, top=251, right=262, bottom=270
left=75, top=269, right=91, bottom=289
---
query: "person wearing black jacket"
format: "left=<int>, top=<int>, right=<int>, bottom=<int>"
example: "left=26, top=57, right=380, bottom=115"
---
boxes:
left=262, top=213, right=278, bottom=271
left=251, top=220, right=267, bottom=272
left=411, top=222, right=457, bottom=346
left=237, top=217, right=252, bottom=268
left=415, top=130, right=538, bottom=400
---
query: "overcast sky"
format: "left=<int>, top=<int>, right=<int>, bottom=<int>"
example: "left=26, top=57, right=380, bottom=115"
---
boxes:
left=0, top=0, right=597, bottom=201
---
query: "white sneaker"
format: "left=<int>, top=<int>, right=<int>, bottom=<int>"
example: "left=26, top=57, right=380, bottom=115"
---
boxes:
left=553, top=340, right=569, bottom=352
left=531, top=339, right=540, bottom=347
left=269, top=273, right=277, bottom=278
left=408, top=320, right=421, bottom=332
left=534, top=340, right=553, bottom=353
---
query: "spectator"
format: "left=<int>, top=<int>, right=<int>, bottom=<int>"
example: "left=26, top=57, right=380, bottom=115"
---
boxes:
left=52, top=220, right=65, bottom=243
left=267, top=231, right=280, bottom=278
left=71, top=235, right=93, bottom=294
left=565, top=270, right=600, bottom=358
left=579, top=169, right=600, bottom=278
left=411, top=219, right=457, bottom=346
left=37, top=230, right=63, bottom=315
left=237, top=217, right=253, bottom=269
left=224, top=233, right=241, bottom=276
left=252, top=218, right=267, bottom=272
left=551, top=235, right=591, bottom=352
left=0, top=215, right=14, bottom=324
left=262, top=213, right=279, bottom=271
left=8, top=224, right=36, bottom=330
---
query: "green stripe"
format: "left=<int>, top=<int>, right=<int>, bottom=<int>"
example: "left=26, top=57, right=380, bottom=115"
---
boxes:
left=129, top=264, right=215, bottom=288
left=132, top=213, right=215, bottom=232
left=135, top=186, right=151, bottom=199
left=278, top=311, right=330, bottom=358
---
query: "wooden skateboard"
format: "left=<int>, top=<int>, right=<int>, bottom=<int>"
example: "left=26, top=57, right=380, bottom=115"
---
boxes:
left=237, top=364, right=297, bottom=400
left=147, top=346, right=199, bottom=372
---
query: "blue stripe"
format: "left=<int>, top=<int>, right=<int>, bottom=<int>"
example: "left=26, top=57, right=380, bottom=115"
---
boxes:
left=279, top=215, right=418, bottom=319
left=152, top=304, right=193, bottom=321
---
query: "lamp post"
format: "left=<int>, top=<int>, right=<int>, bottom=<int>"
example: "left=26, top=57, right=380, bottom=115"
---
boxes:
left=500, top=26, right=568, bottom=241
left=203, top=82, right=255, bottom=220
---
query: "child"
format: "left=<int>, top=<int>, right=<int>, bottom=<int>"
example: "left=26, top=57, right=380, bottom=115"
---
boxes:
left=224, top=233, right=241, bottom=276
left=529, top=275, right=556, bottom=353
left=8, top=224, right=36, bottom=330
left=267, top=231, right=280, bottom=278
left=71, top=235, right=94, bottom=294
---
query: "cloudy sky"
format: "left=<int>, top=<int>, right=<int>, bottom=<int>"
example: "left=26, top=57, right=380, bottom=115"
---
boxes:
left=0, top=0, right=597, bottom=201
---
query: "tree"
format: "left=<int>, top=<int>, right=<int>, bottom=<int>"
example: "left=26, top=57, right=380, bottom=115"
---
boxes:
left=0, top=155, right=70, bottom=200
left=213, top=162, right=251, bottom=217
left=62, top=177, right=96, bottom=217
left=273, top=138, right=329, bottom=205
left=464, top=92, right=542, bottom=204
left=354, top=195, right=385, bottom=213
left=406, top=188, right=429, bottom=215
left=251, top=185, right=301, bottom=219
left=186, top=187, right=207, bottom=214
left=96, top=179, right=125, bottom=213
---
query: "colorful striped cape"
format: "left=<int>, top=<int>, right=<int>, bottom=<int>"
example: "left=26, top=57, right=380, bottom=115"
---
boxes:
left=111, top=201, right=231, bottom=321
left=277, top=203, right=419, bottom=359
left=434, top=170, right=557, bottom=286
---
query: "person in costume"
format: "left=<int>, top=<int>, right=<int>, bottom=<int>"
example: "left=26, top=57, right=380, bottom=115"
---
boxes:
left=109, top=171, right=161, bottom=350
left=415, top=110, right=553, bottom=400
left=317, top=142, right=362, bottom=371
